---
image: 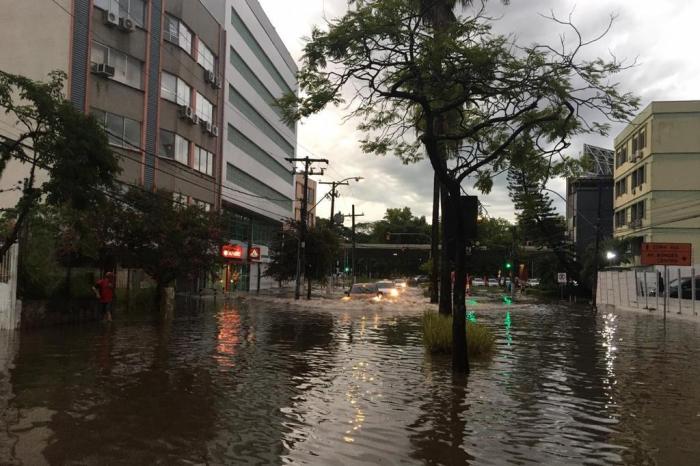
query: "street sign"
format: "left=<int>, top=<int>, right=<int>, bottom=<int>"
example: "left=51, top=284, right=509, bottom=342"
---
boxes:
left=248, top=247, right=261, bottom=261
left=641, top=242, right=692, bottom=266
left=557, top=272, right=567, bottom=284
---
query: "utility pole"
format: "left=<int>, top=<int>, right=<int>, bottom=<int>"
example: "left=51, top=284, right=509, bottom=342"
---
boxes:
left=350, top=204, right=364, bottom=285
left=319, top=177, right=362, bottom=291
left=321, top=180, right=348, bottom=227
left=320, top=177, right=363, bottom=228
left=286, top=156, right=328, bottom=300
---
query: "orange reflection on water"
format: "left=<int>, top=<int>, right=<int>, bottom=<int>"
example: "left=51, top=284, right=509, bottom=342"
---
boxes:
left=215, top=305, right=241, bottom=368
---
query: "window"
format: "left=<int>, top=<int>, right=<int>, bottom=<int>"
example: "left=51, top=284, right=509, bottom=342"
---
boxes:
left=160, top=72, right=190, bottom=106
left=197, top=42, right=215, bottom=73
left=159, top=129, right=189, bottom=165
left=615, top=178, right=627, bottom=198
left=615, top=145, right=627, bottom=167
left=637, top=126, right=647, bottom=152
left=93, top=108, right=141, bottom=149
left=195, top=92, right=213, bottom=123
left=164, top=15, right=192, bottom=55
left=94, top=0, right=146, bottom=27
left=631, top=165, right=646, bottom=190
left=615, top=210, right=626, bottom=228
left=172, top=192, right=188, bottom=207
left=194, top=146, right=214, bottom=176
left=631, top=200, right=645, bottom=222
left=193, top=199, right=212, bottom=212
left=90, top=41, right=143, bottom=89
left=159, top=129, right=175, bottom=157
left=174, top=134, right=189, bottom=165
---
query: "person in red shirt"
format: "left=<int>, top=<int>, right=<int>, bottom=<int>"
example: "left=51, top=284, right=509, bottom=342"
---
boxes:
left=93, top=271, right=115, bottom=322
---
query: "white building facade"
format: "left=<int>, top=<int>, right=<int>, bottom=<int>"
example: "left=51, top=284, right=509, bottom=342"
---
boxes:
left=203, top=0, right=297, bottom=291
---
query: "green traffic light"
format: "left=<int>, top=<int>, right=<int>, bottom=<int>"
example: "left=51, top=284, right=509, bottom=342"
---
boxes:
left=505, top=262, right=512, bottom=269
left=344, top=267, right=350, bottom=272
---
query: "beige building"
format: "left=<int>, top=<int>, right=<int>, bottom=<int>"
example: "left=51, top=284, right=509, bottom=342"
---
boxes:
left=613, top=101, right=700, bottom=263
left=0, top=0, right=225, bottom=211
left=293, top=175, right=317, bottom=228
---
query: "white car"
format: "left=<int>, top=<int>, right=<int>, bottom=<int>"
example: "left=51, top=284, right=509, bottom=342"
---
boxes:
left=376, top=281, right=400, bottom=298
left=472, top=278, right=485, bottom=286
left=488, top=278, right=499, bottom=287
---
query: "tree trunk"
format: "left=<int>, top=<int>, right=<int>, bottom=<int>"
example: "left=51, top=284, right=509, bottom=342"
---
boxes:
left=430, top=174, right=440, bottom=304
left=439, top=185, right=452, bottom=316
left=447, top=189, right=469, bottom=374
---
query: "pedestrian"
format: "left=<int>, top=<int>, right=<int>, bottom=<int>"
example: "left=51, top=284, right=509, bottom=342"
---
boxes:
left=93, top=271, right=115, bottom=322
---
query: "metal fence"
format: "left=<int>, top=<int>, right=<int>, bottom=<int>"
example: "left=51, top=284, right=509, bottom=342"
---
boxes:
left=597, top=266, right=699, bottom=317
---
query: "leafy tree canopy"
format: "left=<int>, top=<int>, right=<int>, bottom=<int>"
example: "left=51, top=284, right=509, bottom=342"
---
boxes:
left=0, top=70, right=119, bottom=256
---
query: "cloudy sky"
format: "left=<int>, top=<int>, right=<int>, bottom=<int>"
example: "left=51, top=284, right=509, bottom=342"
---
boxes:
left=257, top=0, right=700, bottom=223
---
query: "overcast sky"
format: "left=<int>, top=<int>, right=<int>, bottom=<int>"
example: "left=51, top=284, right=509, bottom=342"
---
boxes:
left=257, top=0, right=700, bottom=223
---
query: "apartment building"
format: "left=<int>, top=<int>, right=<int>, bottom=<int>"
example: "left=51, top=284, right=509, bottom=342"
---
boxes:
left=203, top=0, right=297, bottom=292
left=613, top=101, right=700, bottom=263
left=0, top=0, right=224, bottom=210
left=294, top=175, right=317, bottom=228
left=566, top=144, right=614, bottom=259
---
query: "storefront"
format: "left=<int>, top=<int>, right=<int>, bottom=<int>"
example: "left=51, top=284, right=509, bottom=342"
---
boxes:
left=221, top=244, right=266, bottom=292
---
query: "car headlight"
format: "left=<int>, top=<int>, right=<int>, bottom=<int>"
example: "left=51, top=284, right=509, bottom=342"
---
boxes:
left=390, top=289, right=399, bottom=297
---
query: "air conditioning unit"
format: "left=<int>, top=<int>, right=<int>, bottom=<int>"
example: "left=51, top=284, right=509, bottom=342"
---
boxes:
left=104, top=10, right=119, bottom=27
left=118, top=17, right=135, bottom=32
left=91, top=63, right=115, bottom=77
left=178, top=105, right=194, bottom=120
left=205, top=70, right=215, bottom=84
left=214, top=76, right=223, bottom=89
left=200, top=119, right=212, bottom=133
left=631, top=187, right=636, bottom=194
left=210, top=125, right=219, bottom=137
left=188, top=113, right=199, bottom=125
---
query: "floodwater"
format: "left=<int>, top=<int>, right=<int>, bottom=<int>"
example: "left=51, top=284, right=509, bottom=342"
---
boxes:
left=1, top=293, right=699, bottom=465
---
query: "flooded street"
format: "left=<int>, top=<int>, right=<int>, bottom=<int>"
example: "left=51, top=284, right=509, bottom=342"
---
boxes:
left=1, top=293, right=700, bottom=465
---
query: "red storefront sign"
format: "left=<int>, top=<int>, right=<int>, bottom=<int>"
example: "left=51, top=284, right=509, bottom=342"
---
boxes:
left=248, top=247, right=261, bottom=261
left=221, top=244, right=243, bottom=259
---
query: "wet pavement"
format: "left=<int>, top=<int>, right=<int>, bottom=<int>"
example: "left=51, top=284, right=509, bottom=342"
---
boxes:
left=0, top=291, right=699, bottom=465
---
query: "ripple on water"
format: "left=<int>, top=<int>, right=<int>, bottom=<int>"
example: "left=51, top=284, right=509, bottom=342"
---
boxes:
left=0, top=298, right=699, bottom=464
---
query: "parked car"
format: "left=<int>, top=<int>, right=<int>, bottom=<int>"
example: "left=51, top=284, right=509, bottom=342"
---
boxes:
left=394, top=279, right=408, bottom=290
left=376, top=281, right=400, bottom=298
left=472, top=278, right=485, bottom=287
left=412, top=275, right=429, bottom=285
left=668, top=276, right=700, bottom=299
left=487, top=278, right=499, bottom=287
left=345, top=283, right=381, bottom=300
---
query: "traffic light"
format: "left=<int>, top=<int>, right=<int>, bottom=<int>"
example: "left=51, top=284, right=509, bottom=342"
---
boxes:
left=505, top=261, right=512, bottom=270
left=344, top=266, right=350, bottom=273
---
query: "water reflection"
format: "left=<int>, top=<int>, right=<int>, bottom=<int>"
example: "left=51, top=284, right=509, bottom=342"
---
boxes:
left=0, top=299, right=698, bottom=464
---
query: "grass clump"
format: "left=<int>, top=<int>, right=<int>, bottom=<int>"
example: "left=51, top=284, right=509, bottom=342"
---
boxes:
left=422, top=311, right=496, bottom=356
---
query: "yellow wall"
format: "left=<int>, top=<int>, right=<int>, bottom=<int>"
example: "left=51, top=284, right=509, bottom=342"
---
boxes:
left=613, top=101, right=700, bottom=263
